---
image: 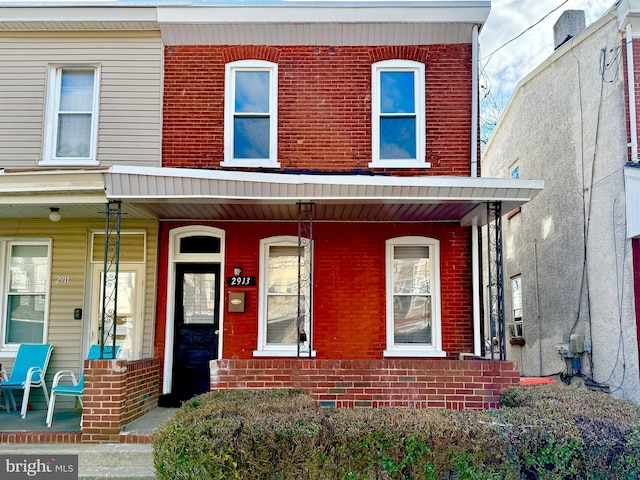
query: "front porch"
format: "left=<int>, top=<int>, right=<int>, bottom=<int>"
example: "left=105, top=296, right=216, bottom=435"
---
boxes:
left=1, top=356, right=523, bottom=443
left=211, top=358, right=521, bottom=410
left=0, top=357, right=163, bottom=444
left=0, top=403, right=176, bottom=445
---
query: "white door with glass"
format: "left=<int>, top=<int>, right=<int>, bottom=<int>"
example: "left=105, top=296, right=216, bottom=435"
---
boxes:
left=89, top=265, right=144, bottom=359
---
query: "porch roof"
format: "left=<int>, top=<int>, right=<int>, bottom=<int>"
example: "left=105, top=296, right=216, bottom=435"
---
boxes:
left=0, top=166, right=543, bottom=226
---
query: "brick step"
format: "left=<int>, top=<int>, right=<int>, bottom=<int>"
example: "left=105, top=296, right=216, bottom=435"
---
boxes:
left=0, top=443, right=155, bottom=479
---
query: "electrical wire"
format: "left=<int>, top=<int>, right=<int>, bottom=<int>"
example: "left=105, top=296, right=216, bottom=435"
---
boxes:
left=481, top=0, right=569, bottom=67
left=599, top=197, right=628, bottom=389
left=600, top=44, right=621, bottom=83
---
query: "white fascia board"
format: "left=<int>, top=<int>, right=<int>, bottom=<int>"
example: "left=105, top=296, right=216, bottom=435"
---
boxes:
left=157, top=3, right=490, bottom=25
left=0, top=195, right=107, bottom=205
left=107, top=165, right=543, bottom=202
left=619, top=2, right=640, bottom=33
left=0, top=6, right=158, bottom=24
left=0, top=169, right=106, bottom=194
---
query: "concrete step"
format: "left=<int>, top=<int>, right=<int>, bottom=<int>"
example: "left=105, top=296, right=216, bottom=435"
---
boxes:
left=0, top=443, right=156, bottom=479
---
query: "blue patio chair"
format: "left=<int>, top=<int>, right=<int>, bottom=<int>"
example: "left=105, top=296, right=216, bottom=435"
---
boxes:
left=46, top=344, right=119, bottom=428
left=1, top=343, right=53, bottom=419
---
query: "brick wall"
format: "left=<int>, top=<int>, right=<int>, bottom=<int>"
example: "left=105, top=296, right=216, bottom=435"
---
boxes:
left=82, top=358, right=161, bottom=443
left=155, top=221, right=473, bottom=363
left=122, top=358, right=161, bottom=426
left=163, top=44, right=473, bottom=175
left=211, top=358, right=520, bottom=410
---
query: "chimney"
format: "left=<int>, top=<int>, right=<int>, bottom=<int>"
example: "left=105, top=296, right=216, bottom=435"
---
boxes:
left=553, top=10, right=586, bottom=49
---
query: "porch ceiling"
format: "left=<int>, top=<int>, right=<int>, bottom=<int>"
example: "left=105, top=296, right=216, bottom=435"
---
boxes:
left=0, top=166, right=543, bottom=225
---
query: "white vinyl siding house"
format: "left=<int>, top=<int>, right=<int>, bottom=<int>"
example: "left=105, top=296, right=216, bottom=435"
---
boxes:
left=0, top=31, right=162, bottom=168
left=0, top=218, right=158, bottom=409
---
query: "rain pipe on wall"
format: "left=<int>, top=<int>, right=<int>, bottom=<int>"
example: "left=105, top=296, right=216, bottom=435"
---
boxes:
left=627, top=24, right=639, bottom=163
left=471, top=23, right=482, bottom=356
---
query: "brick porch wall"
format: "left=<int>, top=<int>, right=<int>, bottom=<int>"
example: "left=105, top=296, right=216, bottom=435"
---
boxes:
left=210, top=359, right=520, bottom=410
left=122, top=358, right=161, bottom=426
left=82, top=358, right=161, bottom=443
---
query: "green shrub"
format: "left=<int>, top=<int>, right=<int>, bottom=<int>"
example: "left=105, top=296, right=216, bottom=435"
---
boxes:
left=153, top=389, right=323, bottom=479
left=496, top=384, right=640, bottom=479
left=153, top=385, right=640, bottom=479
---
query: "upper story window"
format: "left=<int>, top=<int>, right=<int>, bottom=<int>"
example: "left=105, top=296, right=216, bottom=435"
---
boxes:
left=510, top=163, right=520, bottom=179
left=222, top=60, right=279, bottom=168
left=0, top=240, right=51, bottom=350
left=42, top=66, right=100, bottom=165
left=384, top=236, right=444, bottom=357
left=370, top=60, right=427, bottom=168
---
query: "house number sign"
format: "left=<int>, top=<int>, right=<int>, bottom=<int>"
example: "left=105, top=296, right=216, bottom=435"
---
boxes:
left=226, top=276, right=256, bottom=287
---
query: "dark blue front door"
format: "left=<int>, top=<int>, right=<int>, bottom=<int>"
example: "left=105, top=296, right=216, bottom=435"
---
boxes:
left=172, top=263, right=220, bottom=401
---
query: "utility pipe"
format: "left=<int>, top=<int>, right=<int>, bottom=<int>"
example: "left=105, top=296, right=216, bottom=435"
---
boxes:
left=471, top=24, right=482, bottom=356
left=626, top=24, right=638, bottom=163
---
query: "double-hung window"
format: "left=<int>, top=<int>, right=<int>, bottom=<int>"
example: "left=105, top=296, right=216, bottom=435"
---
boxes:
left=384, top=237, right=444, bottom=357
left=371, top=60, right=426, bottom=168
left=43, top=66, right=100, bottom=164
left=0, top=240, right=51, bottom=348
left=511, top=275, right=523, bottom=337
left=255, top=236, right=312, bottom=356
left=223, top=60, right=278, bottom=167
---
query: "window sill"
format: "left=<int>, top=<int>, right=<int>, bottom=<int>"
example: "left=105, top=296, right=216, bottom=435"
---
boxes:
left=507, top=206, right=522, bottom=219
left=253, top=349, right=317, bottom=358
left=0, top=346, right=20, bottom=357
left=368, top=161, right=431, bottom=169
left=221, top=160, right=281, bottom=168
left=39, top=159, right=99, bottom=167
left=383, top=349, right=447, bottom=358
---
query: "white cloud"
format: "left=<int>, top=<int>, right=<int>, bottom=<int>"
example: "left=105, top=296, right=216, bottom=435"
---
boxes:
left=479, top=0, right=613, bottom=98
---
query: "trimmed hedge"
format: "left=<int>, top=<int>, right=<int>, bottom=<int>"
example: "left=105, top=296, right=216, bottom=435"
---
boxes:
left=153, top=385, right=640, bottom=479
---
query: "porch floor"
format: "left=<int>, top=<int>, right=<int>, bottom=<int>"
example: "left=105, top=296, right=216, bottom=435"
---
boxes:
left=0, top=406, right=178, bottom=443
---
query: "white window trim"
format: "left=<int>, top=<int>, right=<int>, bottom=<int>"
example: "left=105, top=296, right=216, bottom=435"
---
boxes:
left=383, top=236, right=445, bottom=358
left=41, top=64, right=100, bottom=166
left=370, top=60, right=427, bottom=169
left=222, top=60, right=279, bottom=168
left=254, top=235, right=315, bottom=357
left=0, top=239, right=52, bottom=354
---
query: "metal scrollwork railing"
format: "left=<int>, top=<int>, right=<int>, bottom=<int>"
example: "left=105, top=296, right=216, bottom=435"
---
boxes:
left=297, top=202, right=313, bottom=358
left=486, top=202, right=505, bottom=360
left=100, top=201, right=122, bottom=359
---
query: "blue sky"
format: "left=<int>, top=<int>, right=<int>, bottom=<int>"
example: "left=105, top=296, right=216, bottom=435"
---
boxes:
left=479, top=0, right=613, bottom=101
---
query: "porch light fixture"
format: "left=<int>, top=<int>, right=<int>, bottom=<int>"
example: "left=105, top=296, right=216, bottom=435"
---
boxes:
left=233, top=266, right=243, bottom=276
left=49, top=207, right=61, bottom=222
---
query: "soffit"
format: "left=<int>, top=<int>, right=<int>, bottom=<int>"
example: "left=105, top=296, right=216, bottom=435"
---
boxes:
left=158, top=3, right=490, bottom=45
left=0, top=167, right=542, bottom=225
left=104, top=167, right=541, bottom=225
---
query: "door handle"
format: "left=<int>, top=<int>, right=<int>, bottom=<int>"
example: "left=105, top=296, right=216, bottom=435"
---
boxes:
left=214, top=330, right=219, bottom=335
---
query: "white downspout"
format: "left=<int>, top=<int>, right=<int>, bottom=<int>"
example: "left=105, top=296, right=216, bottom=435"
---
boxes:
left=471, top=24, right=482, bottom=356
left=627, top=24, right=639, bottom=163
left=471, top=24, right=479, bottom=177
